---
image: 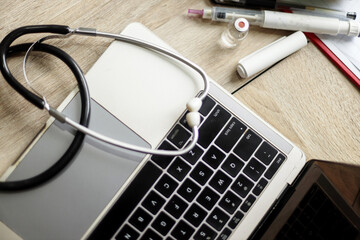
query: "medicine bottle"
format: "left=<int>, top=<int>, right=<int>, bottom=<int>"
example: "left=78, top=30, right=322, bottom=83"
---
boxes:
left=220, top=18, right=249, bottom=48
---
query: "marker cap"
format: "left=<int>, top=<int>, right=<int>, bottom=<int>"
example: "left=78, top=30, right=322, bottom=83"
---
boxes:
left=348, top=20, right=360, bottom=37
left=237, top=31, right=308, bottom=78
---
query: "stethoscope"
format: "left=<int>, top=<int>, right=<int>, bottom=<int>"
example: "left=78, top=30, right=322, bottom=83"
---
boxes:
left=0, top=25, right=210, bottom=191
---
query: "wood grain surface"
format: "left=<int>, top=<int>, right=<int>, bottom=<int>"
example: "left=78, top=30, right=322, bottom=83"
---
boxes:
left=0, top=0, right=359, bottom=176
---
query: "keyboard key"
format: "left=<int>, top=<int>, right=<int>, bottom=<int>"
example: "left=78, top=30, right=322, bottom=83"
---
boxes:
left=209, top=170, right=232, bottom=194
left=168, top=157, right=191, bottom=181
left=181, top=144, right=204, bottom=165
left=252, top=178, right=268, bottom=196
left=177, top=179, right=201, bottom=202
left=219, top=191, right=242, bottom=214
left=286, top=221, right=304, bottom=239
left=228, top=211, right=244, bottom=229
left=199, top=96, right=216, bottom=116
left=142, top=228, right=162, bottom=240
left=221, top=154, right=244, bottom=177
left=184, top=203, right=208, bottom=227
left=151, top=141, right=176, bottom=169
left=231, top=174, right=254, bottom=198
left=142, top=191, right=166, bottom=215
left=194, top=224, right=217, bottom=240
left=196, top=187, right=220, bottom=210
left=218, top=228, right=232, bottom=240
left=243, top=158, right=266, bottom=181
left=129, top=208, right=152, bottom=231
left=165, top=195, right=189, bottom=219
left=167, top=124, right=191, bottom=149
left=155, top=174, right=178, bottom=198
left=233, top=130, right=262, bottom=162
left=190, top=162, right=214, bottom=185
left=240, top=194, right=256, bottom=212
left=198, top=105, right=231, bottom=149
left=206, top=207, right=230, bottom=231
left=264, top=154, right=286, bottom=179
left=255, top=141, right=277, bottom=165
left=115, top=224, right=139, bottom=240
left=151, top=212, right=175, bottom=236
left=171, top=220, right=195, bottom=240
left=89, top=161, right=161, bottom=239
left=299, top=205, right=316, bottom=225
left=215, top=117, right=246, bottom=153
left=203, top=145, right=226, bottom=169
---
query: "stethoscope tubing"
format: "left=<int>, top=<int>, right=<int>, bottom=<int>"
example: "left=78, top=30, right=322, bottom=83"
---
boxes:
left=0, top=25, right=72, bottom=109
left=0, top=24, right=210, bottom=190
left=0, top=41, right=90, bottom=191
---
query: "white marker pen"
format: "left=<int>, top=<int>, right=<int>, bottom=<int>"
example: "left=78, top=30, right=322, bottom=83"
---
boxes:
left=188, top=7, right=360, bottom=37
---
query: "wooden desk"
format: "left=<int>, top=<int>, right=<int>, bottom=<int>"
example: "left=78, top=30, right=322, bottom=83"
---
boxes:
left=0, top=0, right=359, bottom=177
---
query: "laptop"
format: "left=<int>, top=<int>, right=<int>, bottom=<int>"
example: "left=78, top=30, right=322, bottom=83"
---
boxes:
left=0, top=22, right=358, bottom=240
left=252, top=159, right=360, bottom=239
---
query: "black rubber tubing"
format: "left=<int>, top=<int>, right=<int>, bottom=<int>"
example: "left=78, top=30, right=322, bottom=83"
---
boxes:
left=0, top=25, right=71, bottom=109
left=0, top=26, right=91, bottom=191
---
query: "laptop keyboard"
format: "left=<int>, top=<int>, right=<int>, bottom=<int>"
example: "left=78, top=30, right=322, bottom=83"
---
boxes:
left=89, top=95, right=287, bottom=240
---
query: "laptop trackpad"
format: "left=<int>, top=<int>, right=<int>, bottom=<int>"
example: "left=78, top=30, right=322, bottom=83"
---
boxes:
left=0, top=94, right=149, bottom=240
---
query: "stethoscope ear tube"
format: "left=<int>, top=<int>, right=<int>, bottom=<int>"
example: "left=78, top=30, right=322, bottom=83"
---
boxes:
left=0, top=25, right=71, bottom=109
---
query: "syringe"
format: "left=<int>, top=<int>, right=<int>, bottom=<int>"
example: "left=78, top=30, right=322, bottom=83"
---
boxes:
left=188, top=7, right=360, bottom=37
left=188, top=8, right=262, bottom=24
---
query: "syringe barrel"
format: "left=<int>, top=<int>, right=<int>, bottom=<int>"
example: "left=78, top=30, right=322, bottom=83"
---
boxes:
left=208, top=7, right=262, bottom=23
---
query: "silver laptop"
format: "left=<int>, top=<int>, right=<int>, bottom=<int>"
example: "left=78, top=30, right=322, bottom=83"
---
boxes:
left=0, top=22, right=306, bottom=239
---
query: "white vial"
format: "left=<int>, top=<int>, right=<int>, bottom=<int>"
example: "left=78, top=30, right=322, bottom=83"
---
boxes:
left=220, top=18, right=249, bottom=48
